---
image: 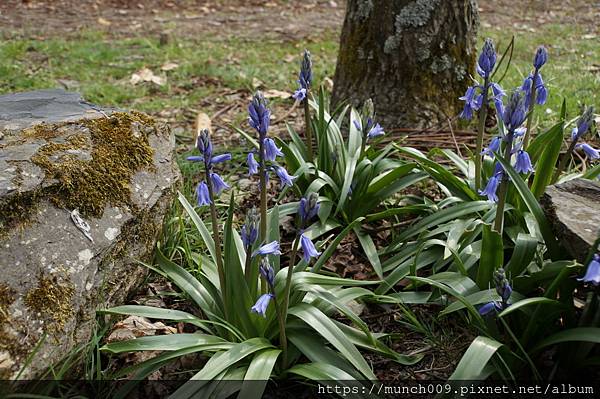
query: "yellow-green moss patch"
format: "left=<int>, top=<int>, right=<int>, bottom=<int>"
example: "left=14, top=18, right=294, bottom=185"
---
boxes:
left=30, top=112, right=155, bottom=218
left=24, top=274, right=75, bottom=335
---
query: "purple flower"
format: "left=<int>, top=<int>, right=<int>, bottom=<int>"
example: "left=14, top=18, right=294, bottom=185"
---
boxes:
left=299, top=193, right=320, bottom=224
left=252, top=241, right=281, bottom=257
left=576, top=143, right=600, bottom=160
left=490, top=82, right=505, bottom=99
left=535, top=73, right=547, bottom=105
left=210, top=172, right=230, bottom=195
left=264, top=138, right=283, bottom=161
left=300, top=233, right=321, bottom=262
left=477, top=39, right=497, bottom=78
left=247, top=152, right=259, bottom=175
left=241, top=208, right=259, bottom=249
left=367, top=123, right=385, bottom=140
left=196, top=182, right=211, bottom=207
left=578, top=254, right=600, bottom=285
left=571, top=107, right=595, bottom=141
left=275, top=166, right=296, bottom=188
left=494, top=268, right=512, bottom=303
left=514, top=127, right=527, bottom=137
left=251, top=293, right=274, bottom=317
left=188, top=129, right=231, bottom=168
left=478, top=301, right=502, bottom=316
left=259, top=258, right=275, bottom=288
left=196, top=129, right=213, bottom=160
left=248, top=91, right=271, bottom=137
left=298, top=49, right=312, bottom=90
left=479, top=174, right=502, bottom=202
left=211, top=154, right=232, bottom=164
left=481, top=136, right=501, bottom=156
left=501, top=90, right=527, bottom=132
left=293, top=88, right=307, bottom=101
left=459, top=86, right=479, bottom=120
left=533, top=46, right=548, bottom=70
left=514, top=150, right=535, bottom=173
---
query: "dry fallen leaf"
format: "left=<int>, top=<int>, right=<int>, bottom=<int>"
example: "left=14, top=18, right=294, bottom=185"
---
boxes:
left=263, top=89, right=292, bottom=100
left=252, top=77, right=264, bottom=89
left=130, top=68, right=166, bottom=86
left=97, top=17, right=111, bottom=26
left=107, top=315, right=176, bottom=343
left=196, top=112, right=212, bottom=136
left=161, top=62, right=179, bottom=71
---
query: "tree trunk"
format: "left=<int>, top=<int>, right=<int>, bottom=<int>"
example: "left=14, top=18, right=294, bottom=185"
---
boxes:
left=332, top=0, right=479, bottom=129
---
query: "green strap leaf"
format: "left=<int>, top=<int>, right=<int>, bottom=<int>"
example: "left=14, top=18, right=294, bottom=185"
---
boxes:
left=449, top=336, right=503, bottom=380
left=476, top=224, right=503, bottom=289
left=494, top=154, right=562, bottom=260
left=532, top=328, right=600, bottom=352
left=237, top=349, right=281, bottom=399
left=288, top=303, right=376, bottom=380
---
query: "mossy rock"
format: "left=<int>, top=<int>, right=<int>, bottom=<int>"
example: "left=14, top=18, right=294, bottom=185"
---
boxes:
left=0, top=89, right=180, bottom=379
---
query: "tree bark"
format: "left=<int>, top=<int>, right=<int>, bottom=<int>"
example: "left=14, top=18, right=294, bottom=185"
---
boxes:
left=332, top=0, right=479, bottom=129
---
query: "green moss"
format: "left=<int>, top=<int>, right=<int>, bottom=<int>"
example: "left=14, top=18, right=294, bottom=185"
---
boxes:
left=24, top=273, right=75, bottom=335
left=0, top=283, right=16, bottom=325
left=29, top=112, right=155, bottom=218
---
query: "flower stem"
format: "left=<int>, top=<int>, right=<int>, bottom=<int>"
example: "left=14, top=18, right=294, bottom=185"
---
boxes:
left=303, top=95, right=313, bottom=162
left=522, top=70, right=539, bottom=149
left=475, top=77, right=490, bottom=191
left=279, top=230, right=302, bottom=368
left=205, top=168, right=228, bottom=319
left=493, top=133, right=514, bottom=233
left=258, top=138, right=268, bottom=295
left=552, top=139, right=577, bottom=184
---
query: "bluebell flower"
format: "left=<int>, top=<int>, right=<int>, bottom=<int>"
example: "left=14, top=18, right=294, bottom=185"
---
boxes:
left=478, top=301, right=502, bottom=316
left=259, top=258, right=275, bottom=288
left=248, top=91, right=271, bottom=136
left=300, top=233, right=321, bottom=262
left=247, top=152, right=259, bottom=175
left=367, top=123, right=385, bottom=140
left=571, top=106, right=594, bottom=141
left=196, top=130, right=213, bottom=160
left=522, top=73, right=548, bottom=108
left=459, top=86, right=480, bottom=120
left=292, top=50, right=312, bottom=101
left=187, top=129, right=231, bottom=167
left=481, top=136, right=501, bottom=156
left=501, top=90, right=527, bottom=132
left=533, top=46, right=548, bottom=70
left=210, top=172, right=230, bottom=195
left=196, top=182, right=211, bottom=206
left=578, top=254, right=600, bottom=285
left=514, top=127, right=527, bottom=137
left=275, top=166, right=296, bottom=188
left=477, top=38, right=497, bottom=78
left=299, top=193, right=320, bottom=224
left=490, top=82, right=505, bottom=99
left=251, top=293, right=274, bottom=317
left=211, top=154, right=232, bottom=164
left=241, top=208, right=259, bottom=249
left=576, top=143, right=599, bottom=160
left=293, top=88, right=307, bottom=101
left=494, top=268, right=512, bottom=303
left=479, top=173, right=502, bottom=202
left=252, top=241, right=281, bottom=257
left=514, top=150, right=535, bottom=173
left=264, top=138, right=283, bottom=161
left=299, top=50, right=312, bottom=89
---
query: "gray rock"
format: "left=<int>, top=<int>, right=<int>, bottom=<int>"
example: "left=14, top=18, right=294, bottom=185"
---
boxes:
left=0, top=90, right=180, bottom=379
left=541, top=178, right=600, bottom=263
